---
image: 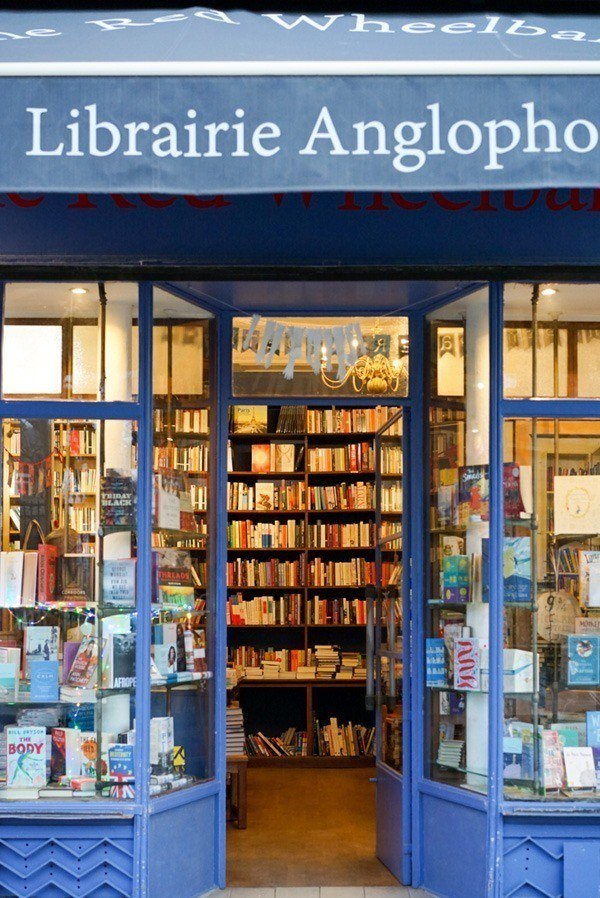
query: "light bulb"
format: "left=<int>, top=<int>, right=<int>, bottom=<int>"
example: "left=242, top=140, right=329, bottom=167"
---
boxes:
left=541, top=287, right=557, bottom=296
left=70, top=287, right=88, bottom=296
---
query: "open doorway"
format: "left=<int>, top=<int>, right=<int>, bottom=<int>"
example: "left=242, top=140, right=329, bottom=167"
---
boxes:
left=225, top=381, right=405, bottom=886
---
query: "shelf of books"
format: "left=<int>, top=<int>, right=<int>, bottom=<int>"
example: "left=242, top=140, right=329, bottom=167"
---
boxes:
left=227, top=403, right=402, bottom=765
left=0, top=418, right=138, bottom=801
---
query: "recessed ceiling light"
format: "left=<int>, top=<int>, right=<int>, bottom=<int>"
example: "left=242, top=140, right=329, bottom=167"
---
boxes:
left=541, top=287, right=557, bottom=296
left=70, top=287, right=88, bottom=296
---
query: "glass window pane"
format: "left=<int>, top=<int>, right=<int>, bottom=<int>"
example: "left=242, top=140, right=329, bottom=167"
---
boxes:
left=503, top=418, right=600, bottom=801
left=232, top=315, right=409, bottom=398
left=0, top=417, right=137, bottom=801
left=151, top=289, right=214, bottom=795
left=3, top=283, right=138, bottom=401
left=425, top=288, right=490, bottom=795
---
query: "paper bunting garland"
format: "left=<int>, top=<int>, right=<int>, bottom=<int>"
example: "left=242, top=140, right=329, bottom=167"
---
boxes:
left=241, top=316, right=366, bottom=380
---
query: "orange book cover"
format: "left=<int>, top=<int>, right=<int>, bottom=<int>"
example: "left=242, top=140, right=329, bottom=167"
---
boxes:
left=251, top=444, right=271, bottom=473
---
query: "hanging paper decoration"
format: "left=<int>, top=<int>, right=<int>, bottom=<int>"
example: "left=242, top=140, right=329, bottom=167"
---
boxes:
left=240, top=316, right=366, bottom=380
left=5, top=448, right=61, bottom=497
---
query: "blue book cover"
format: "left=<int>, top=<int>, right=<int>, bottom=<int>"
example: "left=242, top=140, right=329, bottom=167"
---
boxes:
left=0, top=662, right=17, bottom=701
left=29, top=660, right=59, bottom=702
left=568, top=635, right=600, bottom=686
left=586, top=711, right=600, bottom=747
left=442, top=555, right=470, bottom=603
left=108, top=743, right=134, bottom=780
left=426, top=638, right=447, bottom=687
left=503, top=537, right=531, bottom=603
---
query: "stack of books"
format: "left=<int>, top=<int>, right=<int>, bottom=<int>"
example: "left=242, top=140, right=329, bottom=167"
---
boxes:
left=226, top=703, right=246, bottom=756
left=436, top=739, right=465, bottom=770
left=261, top=658, right=281, bottom=678
left=338, top=652, right=361, bottom=679
left=314, top=645, right=340, bottom=678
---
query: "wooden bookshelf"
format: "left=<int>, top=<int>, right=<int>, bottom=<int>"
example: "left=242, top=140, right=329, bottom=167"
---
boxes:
left=227, top=403, right=403, bottom=763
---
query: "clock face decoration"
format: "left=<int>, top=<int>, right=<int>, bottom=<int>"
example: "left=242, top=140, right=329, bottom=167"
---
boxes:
left=537, top=590, right=578, bottom=641
left=566, top=487, right=591, bottom=519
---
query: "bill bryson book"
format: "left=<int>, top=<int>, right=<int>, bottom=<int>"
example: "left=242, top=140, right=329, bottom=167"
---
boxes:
left=567, top=634, right=600, bottom=686
left=458, top=465, right=489, bottom=526
left=426, top=638, right=447, bottom=687
left=6, top=726, right=47, bottom=789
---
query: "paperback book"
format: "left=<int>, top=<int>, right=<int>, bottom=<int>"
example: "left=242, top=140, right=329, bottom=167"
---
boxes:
left=6, top=726, right=46, bottom=789
left=100, top=469, right=135, bottom=528
left=29, top=660, right=59, bottom=702
left=567, top=634, right=600, bottom=686
left=102, top=559, right=136, bottom=608
left=454, top=638, right=480, bottom=691
left=426, top=638, right=447, bottom=687
left=24, top=626, right=59, bottom=679
left=458, top=465, right=489, bottom=525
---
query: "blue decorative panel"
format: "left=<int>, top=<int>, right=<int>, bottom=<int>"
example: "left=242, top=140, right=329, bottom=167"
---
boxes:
left=0, top=820, right=134, bottom=898
left=503, top=817, right=600, bottom=898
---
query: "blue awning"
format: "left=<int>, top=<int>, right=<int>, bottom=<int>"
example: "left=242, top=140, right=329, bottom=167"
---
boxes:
left=2, top=9, right=600, bottom=194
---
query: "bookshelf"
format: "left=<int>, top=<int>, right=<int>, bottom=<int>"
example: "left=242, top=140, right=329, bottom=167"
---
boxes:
left=227, top=403, right=402, bottom=765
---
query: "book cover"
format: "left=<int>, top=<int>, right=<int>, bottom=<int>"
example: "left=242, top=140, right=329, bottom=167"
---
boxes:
left=458, top=465, right=489, bottom=525
left=586, top=710, right=600, bottom=748
left=21, top=553, right=38, bottom=607
left=541, top=730, right=566, bottom=791
left=6, top=726, right=47, bottom=788
left=503, top=537, right=531, bottom=603
left=37, top=544, right=58, bottom=603
left=554, top=475, right=600, bottom=535
left=593, top=747, right=600, bottom=789
left=153, top=548, right=194, bottom=606
left=251, top=444, right=271, bottom=473
left=255, top=481, right=275, bottom=512
left=442, top=555, right=470, bottom=604
left=57, top=554, right=94, bottom=603
left=154, top=643, right=177, bottom=675
left=109, top=633, right=136, bottom=689
left=550, top=724, right=580, bottom=749
left=579, top=551, right=600, bottom=607
left=563, top=746, right=597, bottom=789
left=103, top=559, right=136, bottom=608
left=100, top=469, right=135, bottom=528
left=454, top=638, right=480, bottom=691
left=66, top=636, right=101, bottom=689
left=275, top=444, right=295, bottom=473
left=426, top=638, right=447, bottom=687
left=587, top=563, right=600, bottom=609
left=232, top=406, right=268, bottom=434
left=3, top=551, right=23, bottom=606
left=503, top=735, right=523, bottom=779
left=51, top=727, right=83, bottom=779
left=437, top=485, right=457, bottom=528
left=24, top=626, right=59, bottom=679
left=108, top=743, right=134, bottom=781
left=567, top=634, right=600, bottom=686
left=503, top=463, right=526, bottom=519
left=30, top=660, right=59, bottom=702
left=0, top=662, right=17, bottom=700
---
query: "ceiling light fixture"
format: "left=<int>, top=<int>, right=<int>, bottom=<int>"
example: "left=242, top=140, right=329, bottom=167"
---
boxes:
left=541, top=287, right=558, bottom=296
left=70, top=287, right=88, bottom=296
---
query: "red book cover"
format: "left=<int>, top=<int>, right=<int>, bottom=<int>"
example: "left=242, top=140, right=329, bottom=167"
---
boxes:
left=37, top=544, right=58, bottom=603
left=69, top=430, right=80, bottom=454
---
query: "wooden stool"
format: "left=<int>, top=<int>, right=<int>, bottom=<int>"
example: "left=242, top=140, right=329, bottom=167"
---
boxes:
left=227, top=754, right=248, bottom=829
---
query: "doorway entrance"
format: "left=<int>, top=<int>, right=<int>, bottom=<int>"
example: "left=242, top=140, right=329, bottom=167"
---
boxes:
left=225, top=399, right=407, bottom=888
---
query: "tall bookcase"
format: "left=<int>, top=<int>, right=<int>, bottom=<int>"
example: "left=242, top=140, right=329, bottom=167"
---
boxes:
left=227, top=403, right=402, bottom=766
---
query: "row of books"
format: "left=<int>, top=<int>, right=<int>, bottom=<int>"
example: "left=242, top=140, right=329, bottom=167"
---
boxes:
left=226, top=593, right=304, bottom=626
left=245, top=729, right=308, bottom=757
left=503, top=716, right=600, bottom=792
left=173, top=445, right=209, bottom=473
left=189, top=483, right=208, bottom=512
left=306, top=406, right=401, bottom=435
left=380, top=484, right=403, bottom=513
left=228, top=480, right=305, bottom=512
left=314, top=646, right=362, bottom=679
left=228, top=647, right=307, bottom=672
left=308, top=482, right=374, bottom=511
left=308, top=558, right=376, bottom=587
left=308, top=521, right=375, bottom=549
left=66, top=468, right=98, bottom=493
left=69, top=506, right=96, bottom=534
left=227, top=520, right=306, bottom=550
left=546, top=463, right=600, bottom=489
left=227, top=559, right=305, bottom=587
left=307, top=597, right=367, bottom=625
left=247, top=443, right=297, bottom=474
left=61, top=427, right=97, bottom=456
left=226, top=703, right=245, bottom=756
left=313, top=718, right=375, bottom=757
left=380, top=445, right=403, bottom=475
left=307, top=443, right=374, bottom=473
left=153, top=408, right=209, bottom=435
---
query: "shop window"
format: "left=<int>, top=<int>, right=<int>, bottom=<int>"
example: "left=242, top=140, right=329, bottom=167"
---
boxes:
left=0, top=417, right=137, bottom=800
left=2, top=283, right=138, bottom=401
left=232, top=315, right=409, bottom=398
left=503, top=418, right=600, bottom=801
left=425, top=288, right=490, bottom=795
left=150, top=289, right=214, bottom=793
left=502, top=283, right=600, bottom=399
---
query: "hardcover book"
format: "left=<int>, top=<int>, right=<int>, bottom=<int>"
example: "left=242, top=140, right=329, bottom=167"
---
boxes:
left=442, top=555, right=470, bottom=604
left=30, top=660, right=59, bottom=702
left=579, top=551, right=600, bottom=607
left=503, top=537, right=531, bottom=603
left=37, top=544, right=58, bottom=603
left=108, top=633, right=136, bottom=689
left=251, top=444, right=271, bottom=473
left=2, top=551, right=23, bottom=607
left=103, top=559, right=136, bottom=608
left=66, top=636, right=101, bottom=689
left=24, top=626, right=59, bottom=679
left=255, top=481, right=275, bottom=512
left=454, top=638, right=480, bottom=691
left=426, top=638, right=447, bottom=687
left=0, top=662, right=18, bottom=701
left=586, top=710, right=600, bottom=748
left=153, top=548, right=194, bottom=607
left=563, top=746, right=597, bottom=789
left=275, top=444, right=295, bottom=473
left=567, top=634, right=600, bottom=686
left=554, top=474, right=600, bottom=536
left=6, top=726, right=47, bottom=789
left=100, top=469, right=135, bottom=528
left=108, top=743, right=134, bottom=781
left=503, top=463, right=526, bottom=519
left=57, top=554, right=94, bottom=603
left=541, top=730, right=566, bottom=791
left=458, top=465, right=489, bottom=525
left=232, top=406, right=268, bottom=434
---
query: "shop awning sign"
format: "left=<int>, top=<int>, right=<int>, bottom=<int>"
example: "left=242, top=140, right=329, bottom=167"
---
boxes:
left=2, top=9, right=600, bottom=194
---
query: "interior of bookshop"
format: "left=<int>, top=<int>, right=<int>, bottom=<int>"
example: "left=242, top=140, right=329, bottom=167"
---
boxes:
left=1, top=279, right=600, bottom=888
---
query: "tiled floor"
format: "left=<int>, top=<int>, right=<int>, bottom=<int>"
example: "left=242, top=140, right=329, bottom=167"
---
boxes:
left=207, top=889, right=432, bottom=898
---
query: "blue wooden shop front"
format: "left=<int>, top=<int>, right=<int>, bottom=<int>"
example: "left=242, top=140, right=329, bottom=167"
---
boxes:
left=0, top=191, right=596, bottom=898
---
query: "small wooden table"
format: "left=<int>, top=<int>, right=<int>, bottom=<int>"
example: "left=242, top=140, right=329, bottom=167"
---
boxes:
left=226, top=754, right=248, bottom=829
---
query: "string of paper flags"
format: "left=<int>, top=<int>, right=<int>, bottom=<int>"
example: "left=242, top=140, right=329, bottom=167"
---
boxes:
left=242, top=315, right=366, bottom=380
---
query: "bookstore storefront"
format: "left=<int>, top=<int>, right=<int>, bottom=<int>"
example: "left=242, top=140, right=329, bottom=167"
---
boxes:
left=1, top=8, right=600, bottom=898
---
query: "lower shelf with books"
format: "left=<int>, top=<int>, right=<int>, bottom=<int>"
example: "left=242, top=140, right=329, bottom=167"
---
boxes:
left=247, top=754, right=376, bottom=768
